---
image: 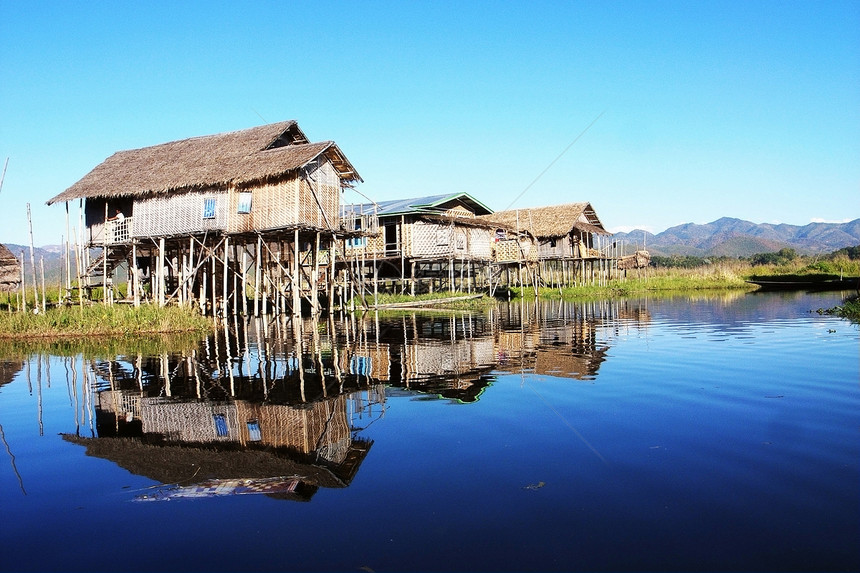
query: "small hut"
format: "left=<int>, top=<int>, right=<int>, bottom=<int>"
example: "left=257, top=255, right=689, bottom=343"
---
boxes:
left=340, top=192, right=505, bottom=295
left=478, top=202, right=613, bottom=286
left=46, top=121, right=361, bottom=315
left=0, top=244, right=20, bottom=292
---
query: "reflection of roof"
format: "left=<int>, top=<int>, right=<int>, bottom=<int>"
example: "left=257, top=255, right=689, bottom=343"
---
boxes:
left=342, top=192, right=492, bottom=217
left=62, top=434, right=373, bottom=499
left=0, top=359, right=24, bottom=387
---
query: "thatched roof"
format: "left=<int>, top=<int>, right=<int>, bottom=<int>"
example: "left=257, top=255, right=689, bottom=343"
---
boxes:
left=477, top=202, right=610, bottom=238
left=47, top=121, right=362, bottom=205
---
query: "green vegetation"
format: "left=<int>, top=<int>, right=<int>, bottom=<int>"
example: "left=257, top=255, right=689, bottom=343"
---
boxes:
left=817, top=294, right=860, bottom=322
left=507, top=245, right=860, bottom=301
left=0, top=304, right=213, bottom=339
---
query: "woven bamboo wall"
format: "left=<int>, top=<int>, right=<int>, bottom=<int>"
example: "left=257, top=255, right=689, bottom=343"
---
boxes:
left=402, top=337, right=494, bottom=380
left=299, top=160, right=340, bottom=229
left=408, top=221, right=454, bottom=258
left=494, top=239, right=521, bottom=262
left=134, top=188, right=228, bottom=238
left=338, top=342, right=390, bottom=381
left=97, top=390, right=141, bottom=419
left=226, top=179, right=298, bottom=233
left=139, top=398, right=239, bottom=443
left=235, top=397, right=349, bottom=454
left=469, top=227, right=493, bottom=258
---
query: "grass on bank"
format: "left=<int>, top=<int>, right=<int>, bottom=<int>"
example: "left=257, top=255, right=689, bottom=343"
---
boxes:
left=0, top=303, right=213, bottom=339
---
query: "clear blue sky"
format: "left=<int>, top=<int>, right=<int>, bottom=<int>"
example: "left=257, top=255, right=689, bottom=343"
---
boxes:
left=1, top=0, right=857, bottom=246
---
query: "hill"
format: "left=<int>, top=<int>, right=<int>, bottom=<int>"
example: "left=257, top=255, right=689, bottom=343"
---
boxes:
left=613, top=217, right=860, bottom=257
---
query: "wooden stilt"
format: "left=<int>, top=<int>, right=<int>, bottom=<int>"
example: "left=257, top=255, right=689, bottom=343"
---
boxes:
left=132, top=242, right=139, bottom=307
left=222, top=237, right=229, bottom=317
left=254, top=235, right=262, bottom=317
left=292, top=229, right=301, bottom=317
left=157, top=237, right=166, bottom=306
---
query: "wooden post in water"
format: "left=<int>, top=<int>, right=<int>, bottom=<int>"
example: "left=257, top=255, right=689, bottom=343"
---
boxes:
left=157, top=237, right=166, bottom=306
left=254, top=235, right=262, bottom=317
left=242, top=248, right=248, bottom=316
left=311, top=231, right=320, bottom=315
left=222, top=237, right=229, bottom=318
left=26, top=204, right=39, bottom=311
left=292, top=230, right=300, bottom=317
left=131, top=242, right=139, bottom=307
left=102, top=204, right=109, bottom=305
left=65, top=203, right=72, bottom=299
left=19, top=252, right=25, bottom=313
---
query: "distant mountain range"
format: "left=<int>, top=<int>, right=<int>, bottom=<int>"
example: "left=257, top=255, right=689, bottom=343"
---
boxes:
left=613, top=217, right=860, bottom=257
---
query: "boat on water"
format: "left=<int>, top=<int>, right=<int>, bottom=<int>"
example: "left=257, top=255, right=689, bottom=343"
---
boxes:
left=746, top=275, right=860, bottom=291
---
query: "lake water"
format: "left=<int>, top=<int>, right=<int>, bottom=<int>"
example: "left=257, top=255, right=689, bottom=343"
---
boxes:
left=1, top=290, right=857, bottom=572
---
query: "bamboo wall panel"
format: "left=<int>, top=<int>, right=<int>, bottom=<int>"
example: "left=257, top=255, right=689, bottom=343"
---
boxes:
left=139, top=398, right=239, bottom=443
left=134, top=189, right=228, bottom=237
left=226, top=179, right=298, bottom=233
left=300, top=160, right=340, bottom=230
left=235, top=398, right=349, bottom=454
left=339, top=343, right=390, bottom=381
left=468, top=228, right=493, bottom=258
left=402, top=337, right=494, bottom=380
left=409, top=221, right=454, bottom=258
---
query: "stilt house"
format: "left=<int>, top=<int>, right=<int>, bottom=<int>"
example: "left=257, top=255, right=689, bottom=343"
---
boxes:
left=340, top=192, right=512, bottom=295
left=46, top=121, right=361, bottom=315
left=478, top=202, right=614, bottom=285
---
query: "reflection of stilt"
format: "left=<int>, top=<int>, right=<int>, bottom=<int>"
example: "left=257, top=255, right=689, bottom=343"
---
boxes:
left=0, top=423, right=26, bottom=495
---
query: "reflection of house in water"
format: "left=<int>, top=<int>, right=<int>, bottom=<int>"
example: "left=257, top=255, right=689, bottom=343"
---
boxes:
left=374, top=313, right=499, bottom=403
left=491, top=299, right=652, bottom=381
left=64, top=330, right=385, bottom=501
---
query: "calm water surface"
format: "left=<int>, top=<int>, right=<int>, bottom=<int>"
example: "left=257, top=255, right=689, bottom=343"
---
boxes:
left=0, top=290, right=857, bottom=572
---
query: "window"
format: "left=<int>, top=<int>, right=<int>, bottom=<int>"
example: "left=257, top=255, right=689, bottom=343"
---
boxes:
left=213, top=413, right=229, bottom=437
left=549, top=238, right=557, bottom=248
left=203, top=197, right=216, bottom=219
left=237, top=192, right=252, bottom=214
left=347, top=217, right=366, bottom=248
left=247, top=420, right=262, bottom=442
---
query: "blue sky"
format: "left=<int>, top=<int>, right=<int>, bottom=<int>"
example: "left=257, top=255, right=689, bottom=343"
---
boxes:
left=1, top=0, right=857, bottom=246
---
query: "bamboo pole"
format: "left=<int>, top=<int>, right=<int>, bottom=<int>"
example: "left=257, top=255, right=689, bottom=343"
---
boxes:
left=157, top=237, right=166, bottom=306
left=102, top=204, right=108, bottom=305
left=65, top=203, right=71, bottom=297
left=242, top=248, right=248, bottom=316
left=311, top=231, right=320, bottom=315
left=132, top=242, right=139, bottom=307
left=254, top=235, right=261, bottom=317
left=223, top=236, right=229, bottom=318
left=26, top=204, right=38, bottom=311
left=210, top=247, right=216, bottom=317
left=19, top=252, right=25, bottom=313
left=292, top=229, right=300, bottom=317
